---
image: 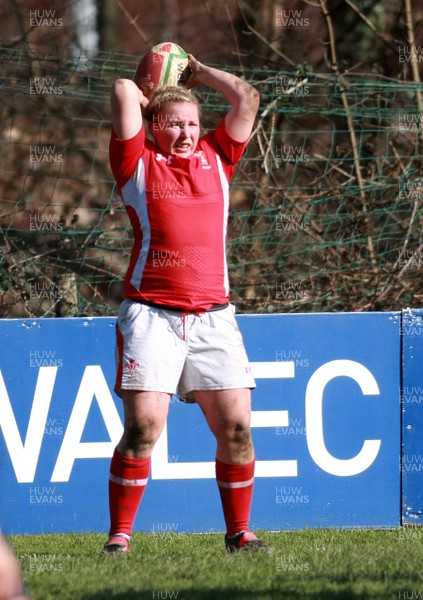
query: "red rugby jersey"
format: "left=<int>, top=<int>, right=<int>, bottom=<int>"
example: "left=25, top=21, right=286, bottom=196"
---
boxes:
left=109, top=119, right=248, bottom=311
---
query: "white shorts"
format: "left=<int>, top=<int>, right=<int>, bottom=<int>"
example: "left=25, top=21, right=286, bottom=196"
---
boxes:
left=115, top=300, right=256, bottom=402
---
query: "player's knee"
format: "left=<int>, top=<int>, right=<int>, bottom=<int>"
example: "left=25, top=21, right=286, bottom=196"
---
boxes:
left=218, top=422, right=253, bottom=462
left=123, top=419, right=158, bottom=453
left=226, top=422, right=252, bottom=450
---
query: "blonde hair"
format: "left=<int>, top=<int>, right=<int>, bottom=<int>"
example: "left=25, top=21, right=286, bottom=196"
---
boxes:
left=145, top=86, right=201, bottom=122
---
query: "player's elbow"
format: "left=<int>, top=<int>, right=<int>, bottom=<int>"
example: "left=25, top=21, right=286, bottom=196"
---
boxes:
left=113, top=78, right=135, bottom=89
left=243, top=84, right=260, bottom=117
left=111, top=78, right=137, bottom=101
left=249, top=86, right=260, bottom=110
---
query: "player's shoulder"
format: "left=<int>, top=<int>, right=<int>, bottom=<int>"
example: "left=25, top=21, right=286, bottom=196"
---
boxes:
left=198, top=118, right=247, bottom=170
left=198, top=120, right=226, bottom=152
left=109, top=126, right=151, bottom=188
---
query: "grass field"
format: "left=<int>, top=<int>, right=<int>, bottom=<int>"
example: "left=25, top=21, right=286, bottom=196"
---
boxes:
left=8, top=528, right=423, bottom=600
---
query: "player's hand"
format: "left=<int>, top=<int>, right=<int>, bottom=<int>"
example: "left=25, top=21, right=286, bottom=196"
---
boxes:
left=183, top=54, right=206, bottom=89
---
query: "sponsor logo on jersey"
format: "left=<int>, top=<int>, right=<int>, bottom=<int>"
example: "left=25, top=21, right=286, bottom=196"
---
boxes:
left=194, top=149, right=211, bottom=169
left=156, top=153, right=173, bottom=165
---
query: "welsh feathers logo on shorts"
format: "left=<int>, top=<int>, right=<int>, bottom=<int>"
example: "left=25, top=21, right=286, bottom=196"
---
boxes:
left=123, top=358, right=141, bottom=381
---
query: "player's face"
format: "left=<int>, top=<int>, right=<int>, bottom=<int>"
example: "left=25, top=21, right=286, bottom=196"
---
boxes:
left=150, top=101, right=200, bottom=158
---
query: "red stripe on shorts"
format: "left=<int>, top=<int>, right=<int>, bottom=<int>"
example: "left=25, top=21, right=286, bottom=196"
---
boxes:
left=115, top=322, right=124, bottom=391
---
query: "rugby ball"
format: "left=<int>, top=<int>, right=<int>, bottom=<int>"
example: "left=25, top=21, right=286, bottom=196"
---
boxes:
left=134, top=42, right=189, bottom=99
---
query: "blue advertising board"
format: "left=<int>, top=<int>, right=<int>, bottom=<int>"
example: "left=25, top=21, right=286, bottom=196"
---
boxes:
left=402, top=309, right=423, bottom=524
left=0, top=312, right=402, bottom=534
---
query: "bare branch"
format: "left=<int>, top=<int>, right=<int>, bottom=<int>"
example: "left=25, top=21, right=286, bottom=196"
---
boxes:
left=319, top=0, right=377, bottom=267
left=116, top=1, right=151, bottom=47
left=345, top=0, right=398, bottom=53
left=236, top=0, right=297, bottom=68
left=404, top=0, right=423, bottom=147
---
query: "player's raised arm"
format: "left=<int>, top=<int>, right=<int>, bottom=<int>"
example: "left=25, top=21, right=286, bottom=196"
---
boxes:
left=111, top=78, right=149, bottom=140
left=185, top=55, right=259, bottom=143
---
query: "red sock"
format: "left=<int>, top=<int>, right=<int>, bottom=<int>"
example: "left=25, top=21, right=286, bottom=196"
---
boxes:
left=108, top=449, right=150, bottom=537
left=216, top=457, right=255, bottom=536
